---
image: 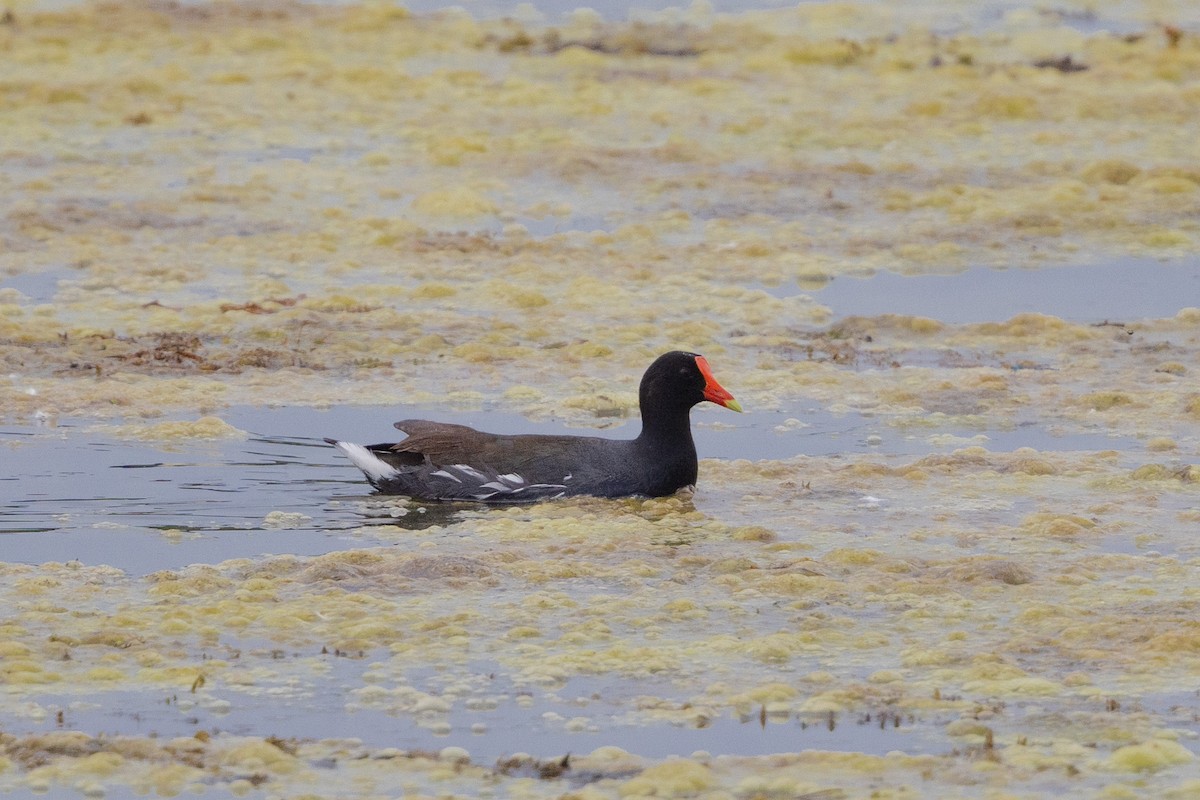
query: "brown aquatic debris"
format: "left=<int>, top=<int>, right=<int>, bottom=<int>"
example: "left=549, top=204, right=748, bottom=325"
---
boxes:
left=1032, top=55, right=1088, bottom=72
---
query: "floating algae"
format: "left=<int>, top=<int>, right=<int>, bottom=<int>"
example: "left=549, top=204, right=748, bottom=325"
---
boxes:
left=3, top=1, right=1200, bottom=797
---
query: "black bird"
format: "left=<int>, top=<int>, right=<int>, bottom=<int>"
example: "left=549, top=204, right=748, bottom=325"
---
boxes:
left=326, top=351, right=742, bottom=502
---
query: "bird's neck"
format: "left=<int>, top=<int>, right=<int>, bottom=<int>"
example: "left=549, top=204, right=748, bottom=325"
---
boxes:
left=635, top=406, right=699, bottom=494
left=636, top=405, right=696, bottom=451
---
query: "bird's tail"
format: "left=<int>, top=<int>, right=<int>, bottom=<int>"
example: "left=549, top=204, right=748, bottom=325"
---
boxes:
left=324, top=439, right=401, bottom=487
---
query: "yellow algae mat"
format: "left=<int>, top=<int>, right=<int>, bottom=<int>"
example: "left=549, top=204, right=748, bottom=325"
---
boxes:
left=2, top=1, right=1200, bottom=797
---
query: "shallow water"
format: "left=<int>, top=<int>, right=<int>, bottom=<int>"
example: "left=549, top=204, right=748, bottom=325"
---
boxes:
left=769, top=257, right=1200, bottom=323
left=271, top=0, right=1197, bottom=34
left=3, top=3, right=1200, bottom=795
left=5, top=409, right=961, bottom=777
left=5, top=401, right=1190, bottom=770
left=9, top=256, right=1197, bottom=332
left=1, top=404, right=1141, bottom=574
left=15, top=657, right=940, bottom=761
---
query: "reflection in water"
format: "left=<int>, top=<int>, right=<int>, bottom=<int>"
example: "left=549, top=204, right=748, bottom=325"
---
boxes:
left=0, top=403, right=1152, bottom=573
left=0, top=427, right=458, bottom=573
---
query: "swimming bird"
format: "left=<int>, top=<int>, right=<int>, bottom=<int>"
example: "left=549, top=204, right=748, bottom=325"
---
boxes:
left=326, top=351, right=742, bottom=502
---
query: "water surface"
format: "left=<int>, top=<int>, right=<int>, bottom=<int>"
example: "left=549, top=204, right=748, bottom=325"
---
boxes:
left=1, top=404, right=1142, bottom=573
left=772, top=257, right=1200, bottom=323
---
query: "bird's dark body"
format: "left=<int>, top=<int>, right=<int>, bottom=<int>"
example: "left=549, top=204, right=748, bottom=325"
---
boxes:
left=360, top=421, right=698, bottom=501
left=326, top=351, right=737, bottom=502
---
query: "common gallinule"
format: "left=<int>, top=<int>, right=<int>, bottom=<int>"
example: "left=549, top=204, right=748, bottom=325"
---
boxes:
left=326, top=351, right=742, bottom=502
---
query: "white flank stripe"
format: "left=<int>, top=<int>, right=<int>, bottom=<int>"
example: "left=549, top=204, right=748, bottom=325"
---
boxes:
left=451, top=464, right=484, bottom=480
left=499, top=473, right=525, bottom=485
left=430, top=470, right=463, bottom=483
left=334, top=442, right=401, bottom=482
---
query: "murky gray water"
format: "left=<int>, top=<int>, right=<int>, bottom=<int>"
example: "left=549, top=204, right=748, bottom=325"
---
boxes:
left=0, top=350, right=1190, bottom=772
left=2, top=400, right=962, bottom=767
left=771, top=257, right=1200, bottom=323
left=2, top=404, right=1137, bottom=574
left=307, top=0, right=1193, bottom=34
left=15, top=658, right=940, bottom=761
left=9, top=256, right=1197, bottom=328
